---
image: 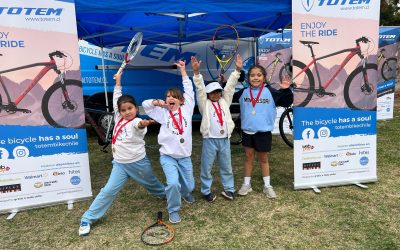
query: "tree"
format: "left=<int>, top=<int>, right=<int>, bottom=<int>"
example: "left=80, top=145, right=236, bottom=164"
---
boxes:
left=380, top=0, right=400, bottom=26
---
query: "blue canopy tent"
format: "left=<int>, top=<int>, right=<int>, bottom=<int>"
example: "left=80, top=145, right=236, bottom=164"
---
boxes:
left=74, top=0, right=292, bottom=47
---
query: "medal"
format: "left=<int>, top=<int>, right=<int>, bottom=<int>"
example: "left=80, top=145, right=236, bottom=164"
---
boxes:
left=169, top=108, right=184, bottom=142
left=220, top=129, right=225, bottom=134
left=112, top=117, right=134, bottom=153
left=212, top=102, right=225, bottom=135
left=180, top=138, right=185, bottom=143
left=249, top=84, right=265, bottom=115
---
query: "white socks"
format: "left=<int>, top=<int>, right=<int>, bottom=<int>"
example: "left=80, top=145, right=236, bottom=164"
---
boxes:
left=263, top=176, right=271, bottom=187
left=243, top=177, right=251, bottom=186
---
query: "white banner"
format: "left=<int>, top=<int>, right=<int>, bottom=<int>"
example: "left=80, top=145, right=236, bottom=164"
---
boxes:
left=0, top=0, right=92, bottom=213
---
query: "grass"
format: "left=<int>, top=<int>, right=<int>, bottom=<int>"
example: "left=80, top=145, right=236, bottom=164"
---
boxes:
left=1, top=99, right=399, bottom=249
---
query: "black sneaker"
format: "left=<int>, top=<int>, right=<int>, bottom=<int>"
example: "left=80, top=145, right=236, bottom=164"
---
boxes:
left=221, top=191, right=234, bottom=200
left=204, top=192, right=216, bottom=202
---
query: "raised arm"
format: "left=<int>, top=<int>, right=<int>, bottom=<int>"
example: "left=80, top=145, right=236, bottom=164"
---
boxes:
left=223, top=54, right=243, bottom=105
left=113, top=72, right=123, bottom=119
left=191, top=56, right=207, bottom=114
left=175, top=60, right=195, bottom=109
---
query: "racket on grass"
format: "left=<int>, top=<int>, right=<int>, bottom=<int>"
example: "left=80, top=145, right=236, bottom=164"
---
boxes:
left=211, top=25, right=240, bottom=84
left=113, top=32, right=143, bottom=79
left=141, top=212, right=175, bottom=246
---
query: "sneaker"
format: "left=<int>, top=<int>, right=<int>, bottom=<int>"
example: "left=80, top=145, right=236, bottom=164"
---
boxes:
left=263, top=186, right=277, bottom=198
left=182, top=193, right=195, bottom=204
left=79, top=221, right=91, bottom=236
left=237, top=184, right=253, bottom=196
left=204, top=192, right=217, bottom=202
left=169, top=212, right=181, bottom=224
left=221, top=191, right=234, bottom=200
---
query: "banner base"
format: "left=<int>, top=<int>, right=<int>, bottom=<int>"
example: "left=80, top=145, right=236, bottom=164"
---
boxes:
left=6, top=212, right=18, bottom=220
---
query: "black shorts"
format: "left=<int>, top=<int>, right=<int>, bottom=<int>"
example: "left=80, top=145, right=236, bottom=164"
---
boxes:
left=242, top=131, right=272, bottom=152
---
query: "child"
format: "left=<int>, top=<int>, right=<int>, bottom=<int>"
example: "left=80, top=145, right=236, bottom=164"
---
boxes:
left=142, top=60, right=195, bottom=224
left=233, top=65, right=292, bottom=198
left=78, top=72, right=166, bottom=236
left=191, top=55, right=242, bottom=202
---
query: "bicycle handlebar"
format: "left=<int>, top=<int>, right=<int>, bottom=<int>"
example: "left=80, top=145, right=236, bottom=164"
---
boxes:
left=356, top=36, right=370, bottom=44
left=49, top=51, right=66, bottom=59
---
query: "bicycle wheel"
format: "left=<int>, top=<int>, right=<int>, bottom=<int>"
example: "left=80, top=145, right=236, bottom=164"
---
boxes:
left=381, top=58, right=397, bottom=81
left=279, top=108, right=293, bottom=148
left=292, top=60, right=315, bottom=107
left=278, top=62, right=293, bottom=83
left=42, top=80, right=85, bottom=128
left=344, top=63, right=377, bottom=111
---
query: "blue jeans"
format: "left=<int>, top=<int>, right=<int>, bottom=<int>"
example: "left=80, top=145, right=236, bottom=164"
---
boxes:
left=81, top=156, right=165, bottom=224
left=200, top=138, right=234, bottom=195
left=160, top=155, right=194, bottom=214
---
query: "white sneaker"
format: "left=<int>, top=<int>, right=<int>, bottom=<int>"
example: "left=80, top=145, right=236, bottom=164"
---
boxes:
left=79, top=221, right=91, bottom=236
left=263, top=186, right=277, bottom=198
left=238, top=184, right=252, bottom=196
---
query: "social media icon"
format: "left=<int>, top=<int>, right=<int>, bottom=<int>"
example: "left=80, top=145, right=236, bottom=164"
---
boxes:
left=13, top=146, right=29, bottom=158
left=0, top=148, right=10, bottom=159
left=302, top=128, right=315, bottom=140
left=318, top=127, right=330, bottom=138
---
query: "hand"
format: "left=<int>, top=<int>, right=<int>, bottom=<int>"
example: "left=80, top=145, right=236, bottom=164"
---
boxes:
left=139, top=119, right=156, bottom=128
left=235, top=54, right=243, bottom=71
left=113, top=72, right=123, bottom=86
left=191, top=56, right=202, bottom=75
left=174, top=60, right=186, bottom=70
left=153, top=99, right=166, bottom=106
left=279, top=74, right=292, bottom=89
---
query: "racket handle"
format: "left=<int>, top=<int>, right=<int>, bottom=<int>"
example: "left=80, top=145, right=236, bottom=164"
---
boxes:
left=113, top=63, right=126, bottom=80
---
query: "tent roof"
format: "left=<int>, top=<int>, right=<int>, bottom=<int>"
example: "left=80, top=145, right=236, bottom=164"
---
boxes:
left=74, top=0, right=292, bottom=47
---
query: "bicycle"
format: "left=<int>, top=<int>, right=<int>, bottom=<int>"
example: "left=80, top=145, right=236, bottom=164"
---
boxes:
left=0, top=51, right=84, bottom=128
left=292, top=36, right=378, bottom=111
left=259, top=52, right=292, bottom=87
left=378, top=48, right=397, bottom=81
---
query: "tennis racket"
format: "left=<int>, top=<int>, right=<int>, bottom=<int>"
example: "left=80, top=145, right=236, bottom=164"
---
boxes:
left=141, top=212, right=175, bottom=246
left=211, top=25, right=240, bottom=84
left=113, top=32, right=143, bottom=79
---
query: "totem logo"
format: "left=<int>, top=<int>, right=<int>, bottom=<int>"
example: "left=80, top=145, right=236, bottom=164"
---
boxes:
left=0, top=7, right=63, bottom=16
left=317, top=0, right=370, bottom=6
left=301, top=0, right=315, bottom=12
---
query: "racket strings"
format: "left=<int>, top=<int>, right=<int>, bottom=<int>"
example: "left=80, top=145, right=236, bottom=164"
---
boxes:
left=142, top=224, right=174, bottom=245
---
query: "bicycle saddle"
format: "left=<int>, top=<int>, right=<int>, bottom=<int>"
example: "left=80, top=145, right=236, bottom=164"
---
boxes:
left=299, top=40, right=320, bottom=45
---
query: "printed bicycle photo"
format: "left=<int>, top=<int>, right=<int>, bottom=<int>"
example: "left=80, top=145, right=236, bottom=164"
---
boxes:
left=0, top=51, right=85, bottom=128
left=292, top=36, right=378, bottom=111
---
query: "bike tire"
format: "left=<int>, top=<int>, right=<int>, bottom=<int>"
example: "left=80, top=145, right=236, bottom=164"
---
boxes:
left=278, top=62, right=292, bottom=83
left=292, top=60, right=315, bottom=107
left=279, top=108, right=294, bottom=148
left=42, top=80, right=85, bottom=128
left=381, top=58, right=397, bottom=81
left=344, top=63, right=377, bottom=111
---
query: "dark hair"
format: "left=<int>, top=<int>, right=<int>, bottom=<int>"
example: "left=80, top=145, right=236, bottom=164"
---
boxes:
left=117, top=94, right=137, bottom=111
left=238, top=70, right=246, bottom=82
left=248, top=65, right=267, bottom=79
left=165, top=88, right=184, bottom=102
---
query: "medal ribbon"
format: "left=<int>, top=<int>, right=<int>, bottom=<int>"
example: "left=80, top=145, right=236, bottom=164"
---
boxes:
left=249, top=83, right=265, bottom=109
left=169, top=108, right=184, bottom=135
left=112, top=118, right=134, bottom=145
left=211, top=102, right=224, bottom=127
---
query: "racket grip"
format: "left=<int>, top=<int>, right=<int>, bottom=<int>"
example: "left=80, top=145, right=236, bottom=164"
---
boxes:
left=113, top=66, right=125, bottom=80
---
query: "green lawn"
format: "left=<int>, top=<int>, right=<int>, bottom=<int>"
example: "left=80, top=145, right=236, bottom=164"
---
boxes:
left=1, top=100, right=399, bottom=249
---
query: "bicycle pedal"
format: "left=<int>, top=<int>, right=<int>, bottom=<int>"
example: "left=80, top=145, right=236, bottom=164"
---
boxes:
left=19, top=108, right=32, bottom=113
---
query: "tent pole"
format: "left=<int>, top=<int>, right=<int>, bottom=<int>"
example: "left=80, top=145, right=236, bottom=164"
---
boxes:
left=100, top=47, right=109, bottom=111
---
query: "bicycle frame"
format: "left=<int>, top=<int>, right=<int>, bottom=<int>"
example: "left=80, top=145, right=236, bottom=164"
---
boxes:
left=294, top=42, right=364, bottom=92
left=0, top=51, right=66, bottom=113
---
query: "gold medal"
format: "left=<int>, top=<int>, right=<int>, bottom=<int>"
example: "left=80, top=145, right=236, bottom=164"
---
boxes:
left=180, top=138, right=184, bottom=143
left=251, top=110, right=256, bottom=115
left=220, top=129, right=225, bottom=134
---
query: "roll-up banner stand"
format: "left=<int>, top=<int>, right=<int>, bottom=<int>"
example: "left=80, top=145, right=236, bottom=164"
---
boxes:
left=377, top=26, right=399, bottom=120
left=258, top=30, right=293, bottom=135
left=0, top=0, right=92, bottom=215
left=292, top=1, right=379, bottom=190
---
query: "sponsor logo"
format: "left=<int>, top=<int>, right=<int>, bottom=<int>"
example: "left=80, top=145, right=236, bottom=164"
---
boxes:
left=0, top=7, right=63, bottom=16
left=0, top=164, right=11, bottom=174
left=0, top=183, right=21, bottom=193
left=346, top=152, right=356, bottom=156
left=70, top=176, right=81, bottom=185
left=24, top=174, right=43, bottom=180
left=302, top=144, right=315, bottom=151
left=359, top=150, right=369, bottom=155
left=53, top=171, right=65, bottom=176
left=262, top=38, right=292, bottom=42
left=317, top=0, right=371, bottom=6
left=302, top=156, right=321, bottom=160
left=330, top=160, right=349, bottom=167
left=324, top=153, right=338, bottom=158
left=141, top=45, right=196, bottom=63
left=34, top=182, right=43, bottom=188
left=68, top=169, right=80, bottom=175
left=360, top=156, right=369, bottom=166
left=302, top=162, right=321, bottom=170
left=379, top=35, right=396, bottom=39
left=0, top=177, right=21, bottom=183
